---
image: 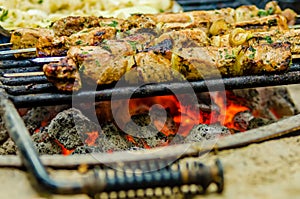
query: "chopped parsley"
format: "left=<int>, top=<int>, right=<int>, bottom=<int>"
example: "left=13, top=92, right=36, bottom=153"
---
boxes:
left=248, top=46, right=256, bottom=59
left=264, top=36, right=273, bottom=44
left=249, top=46, right=256, bottom=52
left=75, top=40, right=82, bottom=45
left=107, top=20, right=118, bottom=27
left=82, top=51, right=89, bottom=55
left=225, top=50, right=236, bottom=59
left=267, top=7, right=274, bottom=15
left=38, top=0, right=44, bottom=4
left=0, top=8, right=8, bottom=22
left=257, top=10, right=268, bottom=17
left=95, top=60, right=101, bottom=67
left=128, top=41, right=137, bottom=51
left=257, top=7, right=275, bottom=17
left=102, top=45, right=111, bottom=52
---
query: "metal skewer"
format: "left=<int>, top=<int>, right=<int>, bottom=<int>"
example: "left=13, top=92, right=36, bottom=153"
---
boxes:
left=0, top=43, right=12, bottom=48
left=3, top=71, right=45, bottom=78
left=0, top=47, right=36, bottom=55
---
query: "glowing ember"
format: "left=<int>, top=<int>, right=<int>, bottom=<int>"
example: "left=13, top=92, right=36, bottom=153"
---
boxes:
left=54, top=140, right=75, bottom=156
left=127, top=91, right=250, bottom=135
left=213, top=91, right=250, bottom=131
left=84, top=131, right=99, bottom=146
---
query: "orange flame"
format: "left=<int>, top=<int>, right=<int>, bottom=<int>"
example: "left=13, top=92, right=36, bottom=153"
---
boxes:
left=54, top=140, right=75, bottom=156
left=213, top=91, right=250, bottom=131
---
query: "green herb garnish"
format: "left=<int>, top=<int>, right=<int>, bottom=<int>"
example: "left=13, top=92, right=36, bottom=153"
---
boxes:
left=257, top=10, right=268, bottom=17
left=128, top=41, right=137, bottom=51
left=0, top=8, right=8, bottom=22
left=265, top=36, right=273, bottom=44
left=95, top=60, right=101, bottom=67
left=75, top=40, right=82, bottom=45
left=107, top=20, right=118, bottom=27
left=38, top=0, right=44, bottom=4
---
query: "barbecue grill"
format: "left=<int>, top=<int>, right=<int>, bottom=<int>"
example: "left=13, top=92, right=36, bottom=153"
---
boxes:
left=0, top=0, right=300, bottom=197
left=1, top=56, right=300, bottom=108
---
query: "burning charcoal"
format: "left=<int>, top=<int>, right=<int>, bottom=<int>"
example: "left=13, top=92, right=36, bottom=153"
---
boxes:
left=0, top=138, right=17, bottom=155
left=97, top=123, right=134, bottom=152
left=233, top=87, right=297, bottom=120
left=168, top=134, right=185, bottom=145
left=247, top=117, right=274, bottom=130
left=31, top=127, right=51, bottom=143
left=47, top=108, right=101, bottom=150
left=184, top=124, right=230, bottom=143
left=233, top=111, right=274, bottom=131
left=72, top=145, right=102, bottom=154
left=22, top=105, right=70, bottom=134
left=35, top=141, right=62, bottom=155
left=123, top=114, right=170, bottom=148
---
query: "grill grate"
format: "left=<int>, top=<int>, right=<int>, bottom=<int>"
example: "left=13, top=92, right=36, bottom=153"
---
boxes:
left=1, top=58, right=300, bottom=108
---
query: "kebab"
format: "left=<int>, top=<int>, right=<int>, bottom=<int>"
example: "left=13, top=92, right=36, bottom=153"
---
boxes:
left=6, top=13, right=291, bottom=59
left=42, top=35, right=292, bottom=92
left=3, top=1, right=296, bottom=57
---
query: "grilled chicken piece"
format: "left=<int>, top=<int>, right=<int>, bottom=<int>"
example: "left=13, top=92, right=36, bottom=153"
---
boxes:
left=42, top=57, right=81, bottom=91
left=44, top=41, right=292, bottom=91
left=50, top=16, right=125, bottom=37
left=234, top=14, right=288, bottom=32
left=125, top=51, right=184, bottom=84
left=118, top=28, right=159, bottom=52
left=36, top=27, right=117, bottom=57
left=172, top=42, right=291, bottom=79
left=238, top=42, right=291, bottom=74
left=43, top=40, right=136, bottom=91
left=148, top=28, right=210, bottom=51
left=10, top=28, right=54, bottom=58
left=211, top=28, right=300, bottom=54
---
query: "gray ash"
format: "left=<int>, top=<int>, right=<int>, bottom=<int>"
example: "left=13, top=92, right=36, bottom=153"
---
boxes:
left=0, top=117, right=9, bottom=144
left=184, top=124, right=230, bottom=143
left=0, top=138, right=17, bottom=155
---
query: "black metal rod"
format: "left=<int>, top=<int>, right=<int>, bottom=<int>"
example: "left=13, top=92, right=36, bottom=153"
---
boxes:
left=7, top=69, right=300, bottom=108
left=0, top=75, right=48, bottom=86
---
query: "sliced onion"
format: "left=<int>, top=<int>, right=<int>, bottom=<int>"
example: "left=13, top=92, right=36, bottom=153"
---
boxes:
left=229, top=28, right=252, bottom=46
left=209, top=19, right=229, bottom=36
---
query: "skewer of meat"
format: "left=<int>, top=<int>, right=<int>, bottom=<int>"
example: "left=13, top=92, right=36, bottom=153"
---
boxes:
left=3, top=0, right=295, bottom=57
left=6, top=13, right=291, bottom=59
left=43, top=39, right=292, bottom=92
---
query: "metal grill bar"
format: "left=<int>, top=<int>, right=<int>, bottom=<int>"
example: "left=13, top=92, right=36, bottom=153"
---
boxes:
left=3, top=69, right=300, bottom=108
left=0, top=57, right=300, bottom=108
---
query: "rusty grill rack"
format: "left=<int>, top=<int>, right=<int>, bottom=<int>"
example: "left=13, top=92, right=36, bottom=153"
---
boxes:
left=1, top=56, right=300, bottom=108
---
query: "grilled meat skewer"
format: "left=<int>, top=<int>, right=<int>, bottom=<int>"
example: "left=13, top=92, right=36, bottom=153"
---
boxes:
left=9, top=13, right=289, bottom=58
left=211, top=28, right=300, bottom=54
left=43, top=41, right=292, bottom=92
left=8, top=0, right=295, bottom=58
